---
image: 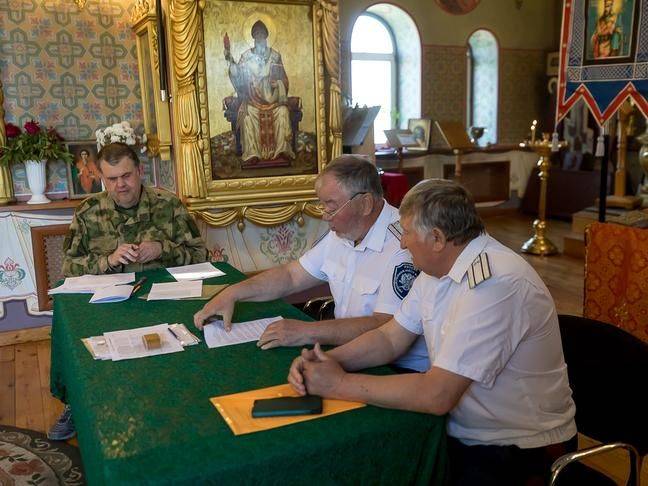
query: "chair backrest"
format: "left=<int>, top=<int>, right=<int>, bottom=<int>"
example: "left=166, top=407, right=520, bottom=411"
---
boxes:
left=558, top=314, right=648, bottom=456
left=31, top=224, right=69, bottom=311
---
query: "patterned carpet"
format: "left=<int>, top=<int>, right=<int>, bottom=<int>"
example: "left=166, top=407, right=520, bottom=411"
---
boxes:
left=0, top=425, right=85, bottom=485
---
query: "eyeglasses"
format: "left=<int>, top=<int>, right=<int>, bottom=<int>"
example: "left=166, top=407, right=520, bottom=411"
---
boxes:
left=316, top=192, right=367, bottom=218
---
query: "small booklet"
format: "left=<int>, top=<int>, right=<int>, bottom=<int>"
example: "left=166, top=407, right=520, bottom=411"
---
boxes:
left=89, top=284, right=133, bottom=303
left=147, top=280, right=202, bottom=300
left=166, top=262, right=226, bottom=281
left=204, top=316, right=283, bottom=348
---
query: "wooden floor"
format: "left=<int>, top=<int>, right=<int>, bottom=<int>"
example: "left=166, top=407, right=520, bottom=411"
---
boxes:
left=0, top=213, right=643, bottom=483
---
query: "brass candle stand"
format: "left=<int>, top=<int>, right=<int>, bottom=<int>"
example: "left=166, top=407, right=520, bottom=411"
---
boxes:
left=520, top=133, right=566, bottom=256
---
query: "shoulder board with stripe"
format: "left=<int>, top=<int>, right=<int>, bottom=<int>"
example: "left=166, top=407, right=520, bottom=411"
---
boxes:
left=311, top=230, right=329, bottom=249
left=388, top=221, right=403, bottom=241
left=466, top=252, right=492, bottom=289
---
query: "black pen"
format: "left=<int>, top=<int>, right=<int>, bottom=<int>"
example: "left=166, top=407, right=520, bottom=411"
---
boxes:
left=168, top=326, right=183, bottom=344
left=132, top=276, right=147, bottom=294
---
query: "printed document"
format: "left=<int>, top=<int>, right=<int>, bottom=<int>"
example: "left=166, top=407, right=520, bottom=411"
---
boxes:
left=204, top=316, right=282, bottom=348
left=104, top=323, right=184, bottom=361
left=49, top=273, right=136, bottom=294
left=89, top=284, right=133, bottom=303
left=147, top=280, right=202, bottom=300
left=166, top=262, right=225, bottom=281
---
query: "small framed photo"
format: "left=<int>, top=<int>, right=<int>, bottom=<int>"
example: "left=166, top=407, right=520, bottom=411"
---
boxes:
left=66, top=142, right=103, bottom=199
left=407, top=118, right=432, bottom=151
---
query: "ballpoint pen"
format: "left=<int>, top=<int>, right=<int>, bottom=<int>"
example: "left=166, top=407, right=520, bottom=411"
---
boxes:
left=132, top=276, right=147, bottom=295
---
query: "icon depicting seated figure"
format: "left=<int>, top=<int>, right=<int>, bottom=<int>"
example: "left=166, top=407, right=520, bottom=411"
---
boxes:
left=223, top=20, right=301, bottom=168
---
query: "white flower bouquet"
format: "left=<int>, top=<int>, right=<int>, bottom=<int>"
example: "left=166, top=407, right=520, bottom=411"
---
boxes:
left=95, top=121, right=147, bottom=153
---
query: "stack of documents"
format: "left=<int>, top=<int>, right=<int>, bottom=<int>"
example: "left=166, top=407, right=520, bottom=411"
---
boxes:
left=49, top=273, right=136, bottom=295
left=147, top=280, right=202, bottom=300
left=166, top=262, right=225, bottom=281
left=83, top=323, right=199, bottom=361
left=204, top=316, right=282, bottom=348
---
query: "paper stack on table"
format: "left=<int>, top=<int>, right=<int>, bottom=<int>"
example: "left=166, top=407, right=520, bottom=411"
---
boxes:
left=167, top=262, right=225, bottom=281
left=82, top=323, right=201, bottom=361
left=49, top=273, right=136, bottom=295
left=147, top=280, right=202, bottom=300
left=204, top=316, right=282, bottom=348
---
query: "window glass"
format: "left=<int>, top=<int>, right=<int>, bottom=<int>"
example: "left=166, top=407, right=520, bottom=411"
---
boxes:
left=468, top=30, right=498, bottom=146
left=351, top=59, right=392, bottom=143
left=351, top=15, right=394, bottom=54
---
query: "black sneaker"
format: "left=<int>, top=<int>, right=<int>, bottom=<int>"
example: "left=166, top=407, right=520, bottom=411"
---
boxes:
left=47, top=404, right=76, bottom=440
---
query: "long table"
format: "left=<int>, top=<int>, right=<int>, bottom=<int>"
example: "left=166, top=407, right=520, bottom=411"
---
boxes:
left=50, top=263, right=447, bottom=485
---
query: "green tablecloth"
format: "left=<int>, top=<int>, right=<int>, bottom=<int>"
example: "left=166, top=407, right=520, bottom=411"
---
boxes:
left=50, top=263, right=447, bottom=485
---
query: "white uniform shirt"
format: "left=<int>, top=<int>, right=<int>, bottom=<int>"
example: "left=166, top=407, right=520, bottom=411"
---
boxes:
left=395, top=233, right=576, bottom=447
left=300, top=202, right=429, bottom=372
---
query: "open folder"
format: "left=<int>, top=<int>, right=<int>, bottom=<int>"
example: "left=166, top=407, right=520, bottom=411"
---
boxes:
left=210, top=383, right=365, bottom=435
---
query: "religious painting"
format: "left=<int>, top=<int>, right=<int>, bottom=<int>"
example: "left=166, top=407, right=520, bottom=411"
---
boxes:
left=407, top=119, right=432, bottom=151
left=584, top=0, right=639, bottom=65
left=66, top=142, right=103, bottom=199
left=204, top=0, right=319, bottom=180
left=435, top=0, right=480, bottom=15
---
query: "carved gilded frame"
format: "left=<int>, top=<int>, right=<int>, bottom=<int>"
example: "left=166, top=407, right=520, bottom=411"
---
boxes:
left=131, top=0, right=173, bottom=161
left=167, top=0, right=342, bottom=227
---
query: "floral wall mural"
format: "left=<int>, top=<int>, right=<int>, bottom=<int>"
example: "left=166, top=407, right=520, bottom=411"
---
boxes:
left=0, top=0, right=173, bottom=195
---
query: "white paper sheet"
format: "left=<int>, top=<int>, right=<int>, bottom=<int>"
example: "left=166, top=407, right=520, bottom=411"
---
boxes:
left=204, top=316, right=283, bottom=348
left=49, top=273, right=136, bottom=295
left=147, top=280, right=202, bottom=301
left=166, top=262, right=225, bottom=281
left=104, top=323, right=184, bottom=361
left=82, top=336, right=113, bottom=360
left=89, top=284, right=133, bottom=303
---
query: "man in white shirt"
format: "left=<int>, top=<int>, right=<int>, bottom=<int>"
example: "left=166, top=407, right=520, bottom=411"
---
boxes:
left=194, top=155, right=429, bottom=372
left=288, top=179, right=577, bottom=485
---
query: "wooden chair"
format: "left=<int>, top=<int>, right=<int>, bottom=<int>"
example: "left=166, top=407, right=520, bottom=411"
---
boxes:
left=31, top=224, right=69, bottom=311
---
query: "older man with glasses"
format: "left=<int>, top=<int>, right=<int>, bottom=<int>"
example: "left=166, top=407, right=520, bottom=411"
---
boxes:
left=194, top=155, right=429, bottom=373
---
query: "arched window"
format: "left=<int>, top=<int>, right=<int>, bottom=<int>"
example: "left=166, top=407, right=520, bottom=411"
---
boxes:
left=351, top=14, right=396, bottom=144
left=467, top=29, right=498, bottom=146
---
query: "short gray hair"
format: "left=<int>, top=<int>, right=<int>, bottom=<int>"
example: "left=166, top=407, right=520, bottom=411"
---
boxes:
left=399, top=179, right=484, bottom=244
left=319, top=155, right=383, bottom=199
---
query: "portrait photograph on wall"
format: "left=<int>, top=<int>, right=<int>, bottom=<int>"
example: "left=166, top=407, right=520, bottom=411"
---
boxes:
left=584, top=0, right=638, bottom=64
left=66, top=142, right=103, bottom=199
left=407, top=118, right=432, bottom=151
left=203, top=0, right=319, bottom=180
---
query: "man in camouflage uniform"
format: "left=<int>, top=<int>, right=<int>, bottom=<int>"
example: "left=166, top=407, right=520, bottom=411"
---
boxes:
left=50, top=142, right=207, bottom=440
left=62, top=142, right=207, bottom=277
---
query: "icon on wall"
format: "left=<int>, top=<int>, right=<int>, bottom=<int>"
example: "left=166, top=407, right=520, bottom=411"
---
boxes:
left=435, top=0, right=480, bottom=15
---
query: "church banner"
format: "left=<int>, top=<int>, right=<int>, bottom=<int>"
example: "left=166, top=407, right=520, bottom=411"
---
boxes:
left=557, top=0, right=648, bottom=125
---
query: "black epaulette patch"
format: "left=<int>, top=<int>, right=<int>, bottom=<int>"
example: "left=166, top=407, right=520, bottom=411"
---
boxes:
left=388, top=221, right=403, bottom=241
left=466, top=252, right=492, bottom=289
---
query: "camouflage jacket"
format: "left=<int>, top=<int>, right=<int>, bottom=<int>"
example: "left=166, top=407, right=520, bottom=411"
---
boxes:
left=62, top=186, right=208, bottom=277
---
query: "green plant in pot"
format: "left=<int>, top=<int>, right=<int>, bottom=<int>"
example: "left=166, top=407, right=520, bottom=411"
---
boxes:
left=0, top=121, right=73, bottom=204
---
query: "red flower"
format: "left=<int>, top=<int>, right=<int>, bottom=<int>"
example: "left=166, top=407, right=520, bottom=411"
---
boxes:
left=5, top=122, right=21, bottom=138
left=9, top=458, right=44, bottom=476
left=24, top=120, right=41, bottom=135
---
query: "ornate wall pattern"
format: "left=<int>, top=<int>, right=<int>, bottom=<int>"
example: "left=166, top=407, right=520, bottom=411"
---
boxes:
left=0, top=0, right=143, bottom=137
left=421, top=44, right=467, bottom=148
left=498, top=49, right=546, bottom=144
left=200, top=216, right=328, bottom=274
left=0, top=0, right=169, bottom=195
